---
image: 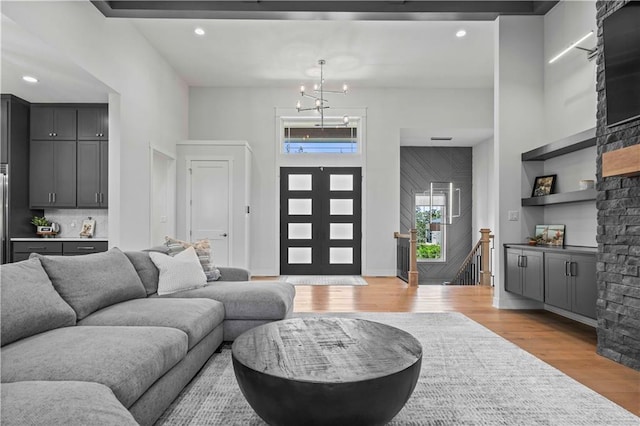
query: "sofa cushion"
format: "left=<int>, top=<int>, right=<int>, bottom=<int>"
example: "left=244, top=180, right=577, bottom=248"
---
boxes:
left=33, top=247, right=147, bottom=320
left=1, top=381, right=138, bottom=426
left=165, top=236, right=221, bottom=281
left=79, top=298, right=225, bottom=349
left=150, top=247, right=207, bottom=295
left=124, top=251, right=160, bottom=295
left=157, top=281, right=295, bottom=321
left=0, top=258, right=76, bottom=346
left=1, top=326, right=187, bottom=408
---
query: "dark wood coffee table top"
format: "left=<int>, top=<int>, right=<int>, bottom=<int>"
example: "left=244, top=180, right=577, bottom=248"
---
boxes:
left=232, top=317, right=422, bottom=383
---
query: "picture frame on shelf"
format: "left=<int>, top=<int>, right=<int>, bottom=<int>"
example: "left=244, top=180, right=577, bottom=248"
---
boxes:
left=531, top=174, right=556, bottom=197
left=534, top=224, right=565, bottom=247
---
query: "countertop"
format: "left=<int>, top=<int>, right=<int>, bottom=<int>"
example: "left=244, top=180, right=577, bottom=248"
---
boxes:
left=504, top=243, right=597, bottom=254
left=12, top=238, right=109, bottom=242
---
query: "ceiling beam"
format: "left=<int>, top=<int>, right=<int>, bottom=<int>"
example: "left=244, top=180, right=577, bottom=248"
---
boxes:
left=91, top=1, right=558, bottom=21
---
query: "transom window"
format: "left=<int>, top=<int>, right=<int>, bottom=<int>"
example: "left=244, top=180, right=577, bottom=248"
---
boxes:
left=282, top=118, right=359, bottom=154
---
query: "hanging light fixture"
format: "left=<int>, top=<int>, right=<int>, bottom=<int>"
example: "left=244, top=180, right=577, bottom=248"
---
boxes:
left=296, top=59, right=349, bottom=128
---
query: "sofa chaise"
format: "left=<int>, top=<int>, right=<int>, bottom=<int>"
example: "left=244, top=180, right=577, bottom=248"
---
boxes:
left=0, top=247, right=295, bottom=425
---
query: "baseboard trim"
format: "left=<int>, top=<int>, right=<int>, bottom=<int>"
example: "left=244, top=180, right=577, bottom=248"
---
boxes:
left=544, top=304, right=597, bottom=327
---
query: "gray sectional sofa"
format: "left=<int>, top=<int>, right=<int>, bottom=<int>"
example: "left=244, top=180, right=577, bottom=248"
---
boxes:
left=0, top=247, right=295, bottom=426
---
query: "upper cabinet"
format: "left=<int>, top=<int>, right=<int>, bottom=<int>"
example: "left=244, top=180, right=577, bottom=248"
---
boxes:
left=78, top=107, right=108, bottom=140
left=30, top=106, right=77, bottom=141
left=29, top=103, right=108, bottom=209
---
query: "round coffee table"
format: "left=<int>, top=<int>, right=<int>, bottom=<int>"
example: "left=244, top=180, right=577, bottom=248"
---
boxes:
left=232, top=317, right=422, bottom=426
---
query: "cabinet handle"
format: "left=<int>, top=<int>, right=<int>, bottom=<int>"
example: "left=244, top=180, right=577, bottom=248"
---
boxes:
left=95, top=193, right=99, bottom=203
left=52, top=132, right=57, bottom=137
left=100, top=193, right=104, bottom=203
left=570, top=261, right=577, bottom=277
left=96, top=133, right=100, bottom=137
left=521, top=255, right=527, bottom=268
left=517, top=255, right=521, bottom=267
left=48, top=193, right=51, bottom=203
left=52, top=193, right=56, bottom=203
left=564, top=261, right=570, bottom=276
left=77, top=246, right=95, bottom=250
left=28, top=246, right=46, bottom=250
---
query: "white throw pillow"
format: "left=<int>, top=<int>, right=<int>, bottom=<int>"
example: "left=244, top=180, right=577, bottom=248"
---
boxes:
left=149, top=247, right=207, bottom=295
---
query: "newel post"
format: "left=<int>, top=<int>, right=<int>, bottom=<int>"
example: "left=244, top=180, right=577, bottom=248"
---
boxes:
left=480, top=228, right=492, bottom=286
left=409, top=228, right=418, bottom=287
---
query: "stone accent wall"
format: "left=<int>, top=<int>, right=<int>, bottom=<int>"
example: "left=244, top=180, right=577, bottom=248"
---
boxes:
left=595, top=0, right=640, bottom=370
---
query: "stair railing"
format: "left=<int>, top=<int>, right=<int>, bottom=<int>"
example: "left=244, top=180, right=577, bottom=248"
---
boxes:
left=394, top=229, right=418, bottom=287
left=452, top=228, right=494, bottom=286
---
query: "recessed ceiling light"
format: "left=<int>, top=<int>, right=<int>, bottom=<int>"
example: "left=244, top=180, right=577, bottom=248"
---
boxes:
left=456, top=29, right=467, bottom=38
left=22, top=75, right=38, bottom=83
left=194, top=27, right=205, bottom=36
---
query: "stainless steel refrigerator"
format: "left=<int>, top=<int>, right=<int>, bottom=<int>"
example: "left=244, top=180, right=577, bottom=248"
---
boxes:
left=1, top=164, right=8, bottom=264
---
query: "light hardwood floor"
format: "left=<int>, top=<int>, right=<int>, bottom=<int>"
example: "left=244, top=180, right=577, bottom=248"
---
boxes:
left=283, top=277, right=640, bottom=416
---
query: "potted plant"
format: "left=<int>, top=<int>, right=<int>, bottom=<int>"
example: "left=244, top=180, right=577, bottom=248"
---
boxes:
left=31, top=216, right=53, bottom=237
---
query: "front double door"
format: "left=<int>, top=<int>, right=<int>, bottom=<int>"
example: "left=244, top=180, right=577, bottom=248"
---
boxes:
left=280, top=167, right=362, bottom=275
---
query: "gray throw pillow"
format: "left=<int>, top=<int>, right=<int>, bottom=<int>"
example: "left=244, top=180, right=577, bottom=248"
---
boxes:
left=124, top=251, right=160, bottom=295
left=33, top=247, right=147, bottom=320
left=1, top=258, right=77, bottom=346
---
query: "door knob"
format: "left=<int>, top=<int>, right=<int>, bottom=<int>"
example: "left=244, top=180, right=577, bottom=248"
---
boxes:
left=221, top=233, right=228, bottom=237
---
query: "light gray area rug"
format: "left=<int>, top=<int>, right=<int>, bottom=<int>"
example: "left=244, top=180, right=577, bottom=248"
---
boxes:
left=279, top=275, right=368, bottom=285
left=156, top=312, right=638, bottom=425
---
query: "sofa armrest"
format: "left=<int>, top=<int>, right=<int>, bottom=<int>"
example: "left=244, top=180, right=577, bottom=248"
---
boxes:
left=217, top=267, right=251, bottom=281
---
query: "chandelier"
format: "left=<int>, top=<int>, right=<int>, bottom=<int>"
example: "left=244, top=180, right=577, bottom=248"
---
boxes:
left=296, top=59, right=349, bottom=128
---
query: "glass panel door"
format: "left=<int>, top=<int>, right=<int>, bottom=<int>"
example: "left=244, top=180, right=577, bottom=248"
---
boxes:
left=280, top=167, right=362, bottom=275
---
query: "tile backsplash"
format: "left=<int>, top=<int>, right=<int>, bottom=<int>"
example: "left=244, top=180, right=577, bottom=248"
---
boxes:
left=43, top=209, right=108, bottom=238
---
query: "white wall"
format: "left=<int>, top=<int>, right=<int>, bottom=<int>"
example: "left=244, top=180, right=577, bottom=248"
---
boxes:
left=494, top=15, right=546, bottom=309
left=3, top=1, right=188, bottom=250
left=544, top=0, right=597, bottom=142
left=473, top=137, right=495, bottom=239
left=541, top=0, right=598, bottom=247
left=189, top=87, right=493, bottom=275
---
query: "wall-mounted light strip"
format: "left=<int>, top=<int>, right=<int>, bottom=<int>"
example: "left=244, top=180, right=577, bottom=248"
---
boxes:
left=548, top=31, right=594, bottom=64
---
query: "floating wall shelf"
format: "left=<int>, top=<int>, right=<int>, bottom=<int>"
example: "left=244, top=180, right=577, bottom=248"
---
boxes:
left=521, top=189, right=597, bottom=206
left=521, top=128, right=596, bottom=161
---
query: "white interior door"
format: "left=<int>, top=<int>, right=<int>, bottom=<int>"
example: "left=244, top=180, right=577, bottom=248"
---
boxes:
left=189, top=160, right=230, bottom=266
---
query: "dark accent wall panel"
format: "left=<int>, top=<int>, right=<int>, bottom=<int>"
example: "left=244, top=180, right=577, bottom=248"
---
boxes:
left=596, top=0, right=640, bottom=370
left=400, top=147, right=473, bottom=284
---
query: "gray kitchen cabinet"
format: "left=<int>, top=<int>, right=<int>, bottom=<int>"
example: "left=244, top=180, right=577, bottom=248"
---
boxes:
left=12, top=240, right=108, bottom=261
left=545, top=252, right=597, bottom=319
left=77, top=107, right=108, bottom=140
left=30, top=140, right=77, bottom=208
left=30, top=106, right=77, bottom=141
left=505, top=247, right=544, bottom=302
left=77, top=140, right=108, bottom=208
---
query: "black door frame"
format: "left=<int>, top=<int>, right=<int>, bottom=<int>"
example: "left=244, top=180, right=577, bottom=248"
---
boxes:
left=280, top=166, right=362, bottom=275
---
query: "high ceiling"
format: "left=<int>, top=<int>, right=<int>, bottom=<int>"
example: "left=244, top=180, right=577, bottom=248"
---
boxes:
left=131, top=19, right=494, bottom=89
left=1, top=1, right=557, bottom=145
